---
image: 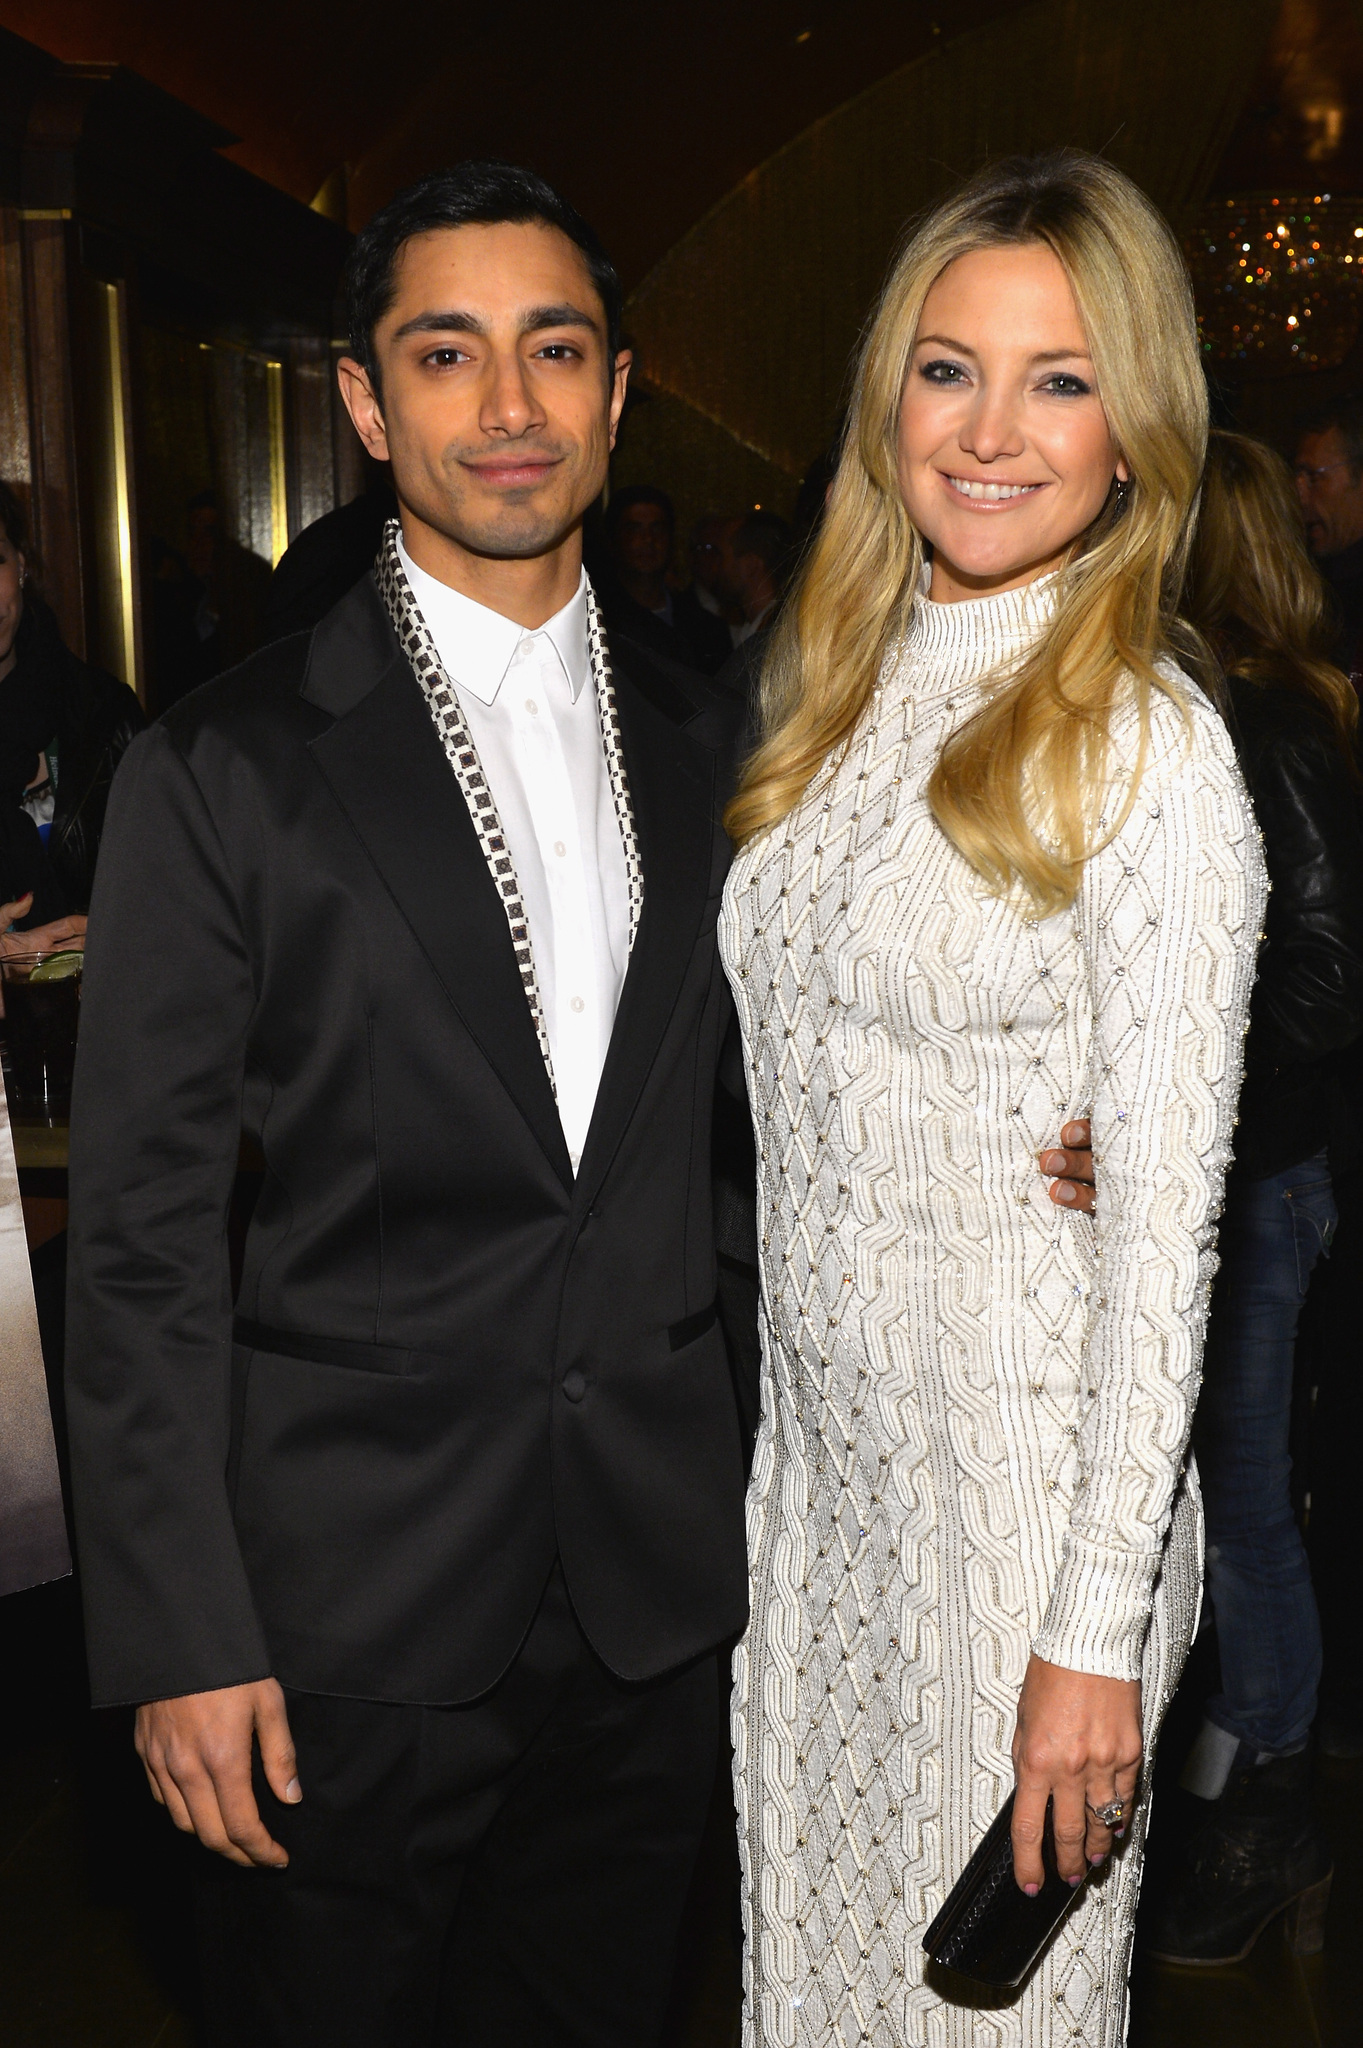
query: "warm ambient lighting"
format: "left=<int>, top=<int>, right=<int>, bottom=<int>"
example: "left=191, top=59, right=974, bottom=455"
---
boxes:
left=1185, top=194, right=1363, bottom=370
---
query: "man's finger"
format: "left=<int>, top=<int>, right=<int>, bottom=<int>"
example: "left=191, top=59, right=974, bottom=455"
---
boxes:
left=1039, top=1148, right=1094, bottom=1186
left=1010, top=1782, right=1049, bottom=1893
left=197, top=1730, right=290, bottom=1868
left=255, top=1686, right=302, bottom=1807
left=211, top=1764, right=288, bottom=1868
left=1047, top=1178, right=1096, bottom=1214
left=168, top=1761, right=256, bottom=1866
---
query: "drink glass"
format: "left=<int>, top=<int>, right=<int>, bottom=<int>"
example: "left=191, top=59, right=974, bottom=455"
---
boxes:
left=1, top=950, right=83, bottom=1114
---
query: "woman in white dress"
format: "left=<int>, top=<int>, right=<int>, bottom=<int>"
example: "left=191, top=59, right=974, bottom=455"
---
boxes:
left=720, top=151, right=1266, bottom=2047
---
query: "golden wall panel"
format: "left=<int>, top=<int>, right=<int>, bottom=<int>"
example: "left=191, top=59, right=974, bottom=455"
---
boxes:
left=0, top=209, right=30, bottom=502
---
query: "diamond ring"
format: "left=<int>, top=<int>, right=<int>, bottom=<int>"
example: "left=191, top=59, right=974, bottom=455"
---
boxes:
left=1087, top=1799, right=1126, bottom=1829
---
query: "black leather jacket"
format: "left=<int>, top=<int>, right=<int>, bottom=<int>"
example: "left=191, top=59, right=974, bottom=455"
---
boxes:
left=1226, top=675, right=1363, bottom=1178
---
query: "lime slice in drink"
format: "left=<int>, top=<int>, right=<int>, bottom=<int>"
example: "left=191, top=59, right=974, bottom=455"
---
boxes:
left=29, top=951, right=83, bottom=981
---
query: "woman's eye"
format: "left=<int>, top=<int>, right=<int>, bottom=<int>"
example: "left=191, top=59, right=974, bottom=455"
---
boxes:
left=1042, top=372, right=1092, bottom=397
left=920, top=358, right=967, bottom=384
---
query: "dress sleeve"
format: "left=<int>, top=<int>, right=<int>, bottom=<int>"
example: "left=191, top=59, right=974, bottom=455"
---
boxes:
left=1032, top=685, right=1267, bottom=1682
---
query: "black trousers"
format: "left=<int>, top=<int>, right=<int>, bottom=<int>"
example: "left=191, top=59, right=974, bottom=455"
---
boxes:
left=195, top=1567, right=720, bottom=2047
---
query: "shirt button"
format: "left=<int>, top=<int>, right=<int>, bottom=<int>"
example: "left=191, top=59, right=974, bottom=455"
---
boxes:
left=525, top=699, right=539, bottom=716
left=561, top=1368, right=586, bottom=1403
left=571, top=996, right=585, bottom=1013
left=554, top=840, right=566, bottom=857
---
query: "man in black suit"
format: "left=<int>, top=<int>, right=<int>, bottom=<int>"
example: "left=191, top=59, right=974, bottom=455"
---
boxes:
left=65, top=163, right=749, bottom=2048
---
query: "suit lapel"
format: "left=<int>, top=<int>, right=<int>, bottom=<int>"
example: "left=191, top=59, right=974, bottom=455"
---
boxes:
left=573, top=656, right=717, bottom=1208
left=302, top=583, right=573, bottom=1190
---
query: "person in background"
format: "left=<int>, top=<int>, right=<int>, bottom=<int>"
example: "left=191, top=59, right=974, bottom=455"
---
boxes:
left=681, top=513, right=744, bottom=646
left=0, top=482, right=142, bottom=917
left=263, top=478, right=398, bottom=643
left=713, top=509, right=795, bottom=737
left=1143, top=430, right=1363, bottom=1967
left=1293, top=391, right=1363, bottom=687
left=597, top=484, right=731, bottom=673
left=730, top=508, right=791, bottom=648
left=156, top=491, right=272, bottom=710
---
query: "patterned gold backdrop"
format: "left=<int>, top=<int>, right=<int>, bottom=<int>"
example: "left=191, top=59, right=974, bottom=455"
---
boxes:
left=613, top=0, right=1282, bottom=542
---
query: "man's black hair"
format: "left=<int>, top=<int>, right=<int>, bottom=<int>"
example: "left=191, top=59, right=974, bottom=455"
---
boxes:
left=604, top=484, right=675, bottom=538
left=345, top=161, right=623, bottom=389
left=1296, top=390, right=1363, bottom=478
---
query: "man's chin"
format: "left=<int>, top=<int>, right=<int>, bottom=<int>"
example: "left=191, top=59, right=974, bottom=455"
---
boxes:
left=447, top=510, right=577, bottom=563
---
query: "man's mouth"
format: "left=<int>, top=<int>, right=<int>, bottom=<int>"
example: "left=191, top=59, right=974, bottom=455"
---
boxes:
left=463, top=456, right=561, bottom=489
left=944, top=474, right=1045, bottom=503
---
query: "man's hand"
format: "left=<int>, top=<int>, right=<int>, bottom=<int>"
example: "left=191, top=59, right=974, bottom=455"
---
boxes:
left=1039, top=1119, right=1094, bottom=1214
left=135, top=1679, right=301, bottom=1868
left=0, top=893, right=87, bottom=957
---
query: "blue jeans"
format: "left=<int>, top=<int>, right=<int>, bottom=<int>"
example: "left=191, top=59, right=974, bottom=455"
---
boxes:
left=1197, top=1150, right=1336, bottom=1755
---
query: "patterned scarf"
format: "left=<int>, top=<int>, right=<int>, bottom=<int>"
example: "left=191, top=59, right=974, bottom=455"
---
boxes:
left=374, top=520, right=643, bottom=1096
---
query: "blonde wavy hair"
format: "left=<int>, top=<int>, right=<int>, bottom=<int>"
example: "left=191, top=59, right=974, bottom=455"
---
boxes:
left=1186, top=428, right=1358, bottom=759
left=725, top=150, right=1208, bottom=916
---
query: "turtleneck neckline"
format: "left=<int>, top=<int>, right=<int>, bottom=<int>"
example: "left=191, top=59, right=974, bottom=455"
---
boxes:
left=899, top=566, right=1060, bottom=695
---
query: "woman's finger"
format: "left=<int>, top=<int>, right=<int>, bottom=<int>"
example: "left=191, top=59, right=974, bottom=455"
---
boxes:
left=1084, top=1783, right=1122, bottom=1865
left=1050, top=1780, right=1089, bottom=1885
left=1010, top=1780, right=1049, bottom=1893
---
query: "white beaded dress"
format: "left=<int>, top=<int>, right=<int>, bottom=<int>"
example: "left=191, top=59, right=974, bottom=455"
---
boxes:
left=720, top=575, right=1266, bottom=2048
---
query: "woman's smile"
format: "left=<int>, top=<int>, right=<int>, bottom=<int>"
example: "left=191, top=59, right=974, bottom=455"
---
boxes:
left=941, top=472, right=1048, bottom=505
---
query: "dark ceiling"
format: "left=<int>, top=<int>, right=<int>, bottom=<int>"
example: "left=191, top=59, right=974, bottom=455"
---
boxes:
left=0, top=0, right=1090, bottom=288
left=5, top=0, right=1363, bottom=293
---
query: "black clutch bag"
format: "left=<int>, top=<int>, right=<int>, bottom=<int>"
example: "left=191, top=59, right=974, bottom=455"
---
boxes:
left=922, top=1793, right=1092, bottom=1990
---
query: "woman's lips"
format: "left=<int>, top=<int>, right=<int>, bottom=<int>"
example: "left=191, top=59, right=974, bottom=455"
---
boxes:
left=942, top=472, right=1045, bottom=504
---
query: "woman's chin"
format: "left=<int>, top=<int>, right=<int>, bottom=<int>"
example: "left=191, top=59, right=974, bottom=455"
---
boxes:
left=928, top=537, right=1064, bottom=597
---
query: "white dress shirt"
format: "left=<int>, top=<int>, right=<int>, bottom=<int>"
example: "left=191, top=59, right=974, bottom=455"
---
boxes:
left=398, top=536, right=630, bottom=1174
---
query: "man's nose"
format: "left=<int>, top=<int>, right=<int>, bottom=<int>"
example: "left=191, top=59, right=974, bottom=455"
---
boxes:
left=480, top=353, right=543, bottom=436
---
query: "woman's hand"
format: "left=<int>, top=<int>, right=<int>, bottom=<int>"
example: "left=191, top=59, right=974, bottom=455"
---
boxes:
left=1011, top=1653, right=1141, bottom=1891
left=0, top=894, right=86, bottom=957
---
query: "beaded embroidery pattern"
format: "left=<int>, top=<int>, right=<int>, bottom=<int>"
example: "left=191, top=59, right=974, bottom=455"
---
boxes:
left=375, top=520, right=644, bottom=1093
left=720, top=580, right=1265, bottom=2048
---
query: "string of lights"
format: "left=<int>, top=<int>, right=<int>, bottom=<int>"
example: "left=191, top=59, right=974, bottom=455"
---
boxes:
left=1185, top=194, right=1363, bottom=371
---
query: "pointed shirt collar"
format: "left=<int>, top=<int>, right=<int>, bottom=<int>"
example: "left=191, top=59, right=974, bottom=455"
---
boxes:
left=396, top=531, right=590, bottom=706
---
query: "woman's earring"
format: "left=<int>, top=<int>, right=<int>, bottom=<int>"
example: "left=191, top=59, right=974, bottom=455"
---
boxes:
left=1114, top=478, right=1130, bottom=504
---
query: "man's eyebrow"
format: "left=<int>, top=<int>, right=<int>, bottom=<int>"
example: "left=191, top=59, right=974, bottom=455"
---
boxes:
left=913, top=331, right=1092, bottom=365
left=391, top=302, right=602, bottom=343
left=392, top=310, right=488, bottom=341
left=521, top=301, right=601, bottom=334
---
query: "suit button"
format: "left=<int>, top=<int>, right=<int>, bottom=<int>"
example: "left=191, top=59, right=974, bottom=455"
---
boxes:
left=562, top=1369, right=586, bottom=1403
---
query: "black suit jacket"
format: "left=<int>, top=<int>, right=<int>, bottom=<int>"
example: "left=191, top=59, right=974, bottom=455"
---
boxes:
left=65, top=576, right=751, bottom=1708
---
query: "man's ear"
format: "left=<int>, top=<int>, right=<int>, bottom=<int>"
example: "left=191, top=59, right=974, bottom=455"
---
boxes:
left=608, top=349, right=633, bottom=454
left=337, top=357, right=390, bottom=462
